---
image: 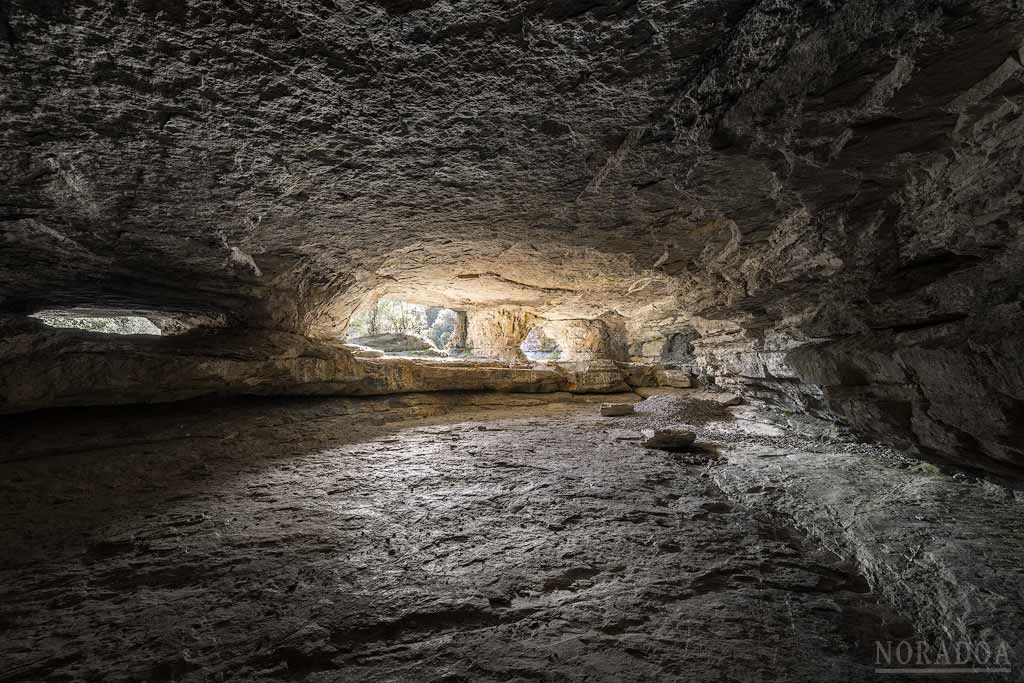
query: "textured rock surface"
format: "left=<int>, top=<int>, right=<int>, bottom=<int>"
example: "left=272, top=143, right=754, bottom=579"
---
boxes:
left=713, top=444, right=1024, bottom=673
left=689, top=389, right=743, bottom=407
left=634, top=386, right=692, bottom=399
left=633, top=391, right=1024, bottom=674
left=656, top=367, right=693, bottom=388
left=545, top=316, right=628, bottom=361
left=554, top=358, right=631, bottom=394
left=445, top=309, right=469, bottom=352
left=1, top=398, right=915, bottom=682
left=466, top=306, right=536, bottom=362
left=0, top=319, right=645, bottom=414
left=1, top=1, right=1023, bottom=475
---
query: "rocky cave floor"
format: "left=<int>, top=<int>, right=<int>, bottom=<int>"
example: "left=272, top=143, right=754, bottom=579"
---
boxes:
left=1, top=393, right=1021, bottom=682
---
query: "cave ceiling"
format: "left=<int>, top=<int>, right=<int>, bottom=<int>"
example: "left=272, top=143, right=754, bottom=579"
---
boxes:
left=1, top=0, right=1022, bottom=339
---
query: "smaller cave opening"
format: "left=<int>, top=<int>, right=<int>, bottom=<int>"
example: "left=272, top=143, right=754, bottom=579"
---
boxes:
left=345, top=298, right=462, bottom=358
left=660, top=330, right=698, bottom=367
left=520, top=326, right=562, bottom=362
left=31, top=309, right=163, bottom=336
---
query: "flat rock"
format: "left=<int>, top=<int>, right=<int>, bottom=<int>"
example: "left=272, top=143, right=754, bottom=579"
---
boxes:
left=600, top=403, right=635, bottom=417
left=641, top=429, right=697, bottom=451
left=570, top=392, right=642, bottom=405
left=555, top=359, right=630, bottom=394
left=0, top=401, right=917, bottom=681
left=656, top=369, right=692, bottom=388
left=0, top=322, right=660, bottom=413
left=713, top=442, right=1024, bottom=670
left=341, top=343, right=386, bottom=358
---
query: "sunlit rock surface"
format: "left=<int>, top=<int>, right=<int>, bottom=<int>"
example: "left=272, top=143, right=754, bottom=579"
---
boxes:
left=346, top=332, right=443, bottom=356
left=0, top=317, right=655, bottom=413
left=466, top=306, right=537, bottom=362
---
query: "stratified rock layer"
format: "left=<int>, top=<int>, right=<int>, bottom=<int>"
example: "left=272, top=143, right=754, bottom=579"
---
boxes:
left=0, top=319, right=648, bottom=414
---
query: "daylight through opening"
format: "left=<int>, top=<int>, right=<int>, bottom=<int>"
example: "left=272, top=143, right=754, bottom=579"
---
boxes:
left=31, top=310, right=163, bottom=336
left=346, top=299, right=459, bottom=357
left=520, top=326, right=561, bottom=362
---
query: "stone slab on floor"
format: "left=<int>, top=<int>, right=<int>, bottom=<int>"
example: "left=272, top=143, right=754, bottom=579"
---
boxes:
left=599, top=403, right=635, bottom=417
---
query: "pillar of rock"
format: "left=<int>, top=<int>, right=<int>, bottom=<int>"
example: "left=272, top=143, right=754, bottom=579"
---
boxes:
left=545, top=319, right=628, bottom=362
left=466, top=307, right=536, bottom=362
left=446, top=311, right=469, bottom=353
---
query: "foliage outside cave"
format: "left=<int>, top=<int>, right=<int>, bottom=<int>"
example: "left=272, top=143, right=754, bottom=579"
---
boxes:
left=347, top=299, right=457, bottom=349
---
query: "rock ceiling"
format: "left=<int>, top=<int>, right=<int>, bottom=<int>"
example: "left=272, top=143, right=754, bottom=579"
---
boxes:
left=1, top=0, right=1014, bottom=332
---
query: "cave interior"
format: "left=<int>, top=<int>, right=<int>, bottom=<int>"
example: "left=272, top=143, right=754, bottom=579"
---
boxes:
left=1, top=0, right=1023, bottom=681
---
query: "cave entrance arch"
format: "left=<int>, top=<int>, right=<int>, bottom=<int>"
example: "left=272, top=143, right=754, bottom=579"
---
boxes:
left=31, top=309, right=163, bottom=336
left=345, top=298, right=459, bottom=357
left=520, top=326, right=562, bottom=362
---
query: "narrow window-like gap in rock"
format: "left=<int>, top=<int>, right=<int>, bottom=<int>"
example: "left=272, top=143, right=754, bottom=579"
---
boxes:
left=520, top=326, right=561, bottom=362
left=346, top=298, right=456, bottom=357
left=31, top=309, right=163, bottom=336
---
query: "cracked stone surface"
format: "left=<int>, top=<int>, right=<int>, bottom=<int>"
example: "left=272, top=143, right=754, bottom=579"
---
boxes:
left=0, top=396, right=923, bottom=683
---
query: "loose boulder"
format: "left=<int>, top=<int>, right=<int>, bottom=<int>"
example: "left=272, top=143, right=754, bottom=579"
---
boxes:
left=641, top=429, right=697, bottom=451
left=600, top=403, right=635, bottom=417
left=656, top=368, right=692, bottom=388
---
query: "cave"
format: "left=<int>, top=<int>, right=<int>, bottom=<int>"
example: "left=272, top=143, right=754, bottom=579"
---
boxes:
left=1, top=1, right=1022, bottom=681
left=521, top=326, right=562, bottom=361
left=32, top=309, right=164, bottom=336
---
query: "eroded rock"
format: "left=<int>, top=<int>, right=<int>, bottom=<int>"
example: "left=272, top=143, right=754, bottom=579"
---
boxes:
left=616, top=362, right=660, bottom=388
left=467, top=307, right=536, bottom=362
left=347, top=333, right=439, bottom=354
left=0, top=399, right=917, bottom=681
left=690, top=390, right=743, bottom=407
left=634, top=387, right=691, bottom=399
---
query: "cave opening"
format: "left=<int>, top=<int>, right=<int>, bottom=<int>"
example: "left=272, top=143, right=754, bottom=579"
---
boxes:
left=345, top=298, right=459, bottom=357
left=30, top=309, right=163, bottom=336
left=520, top=325, right=562, bottom=362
